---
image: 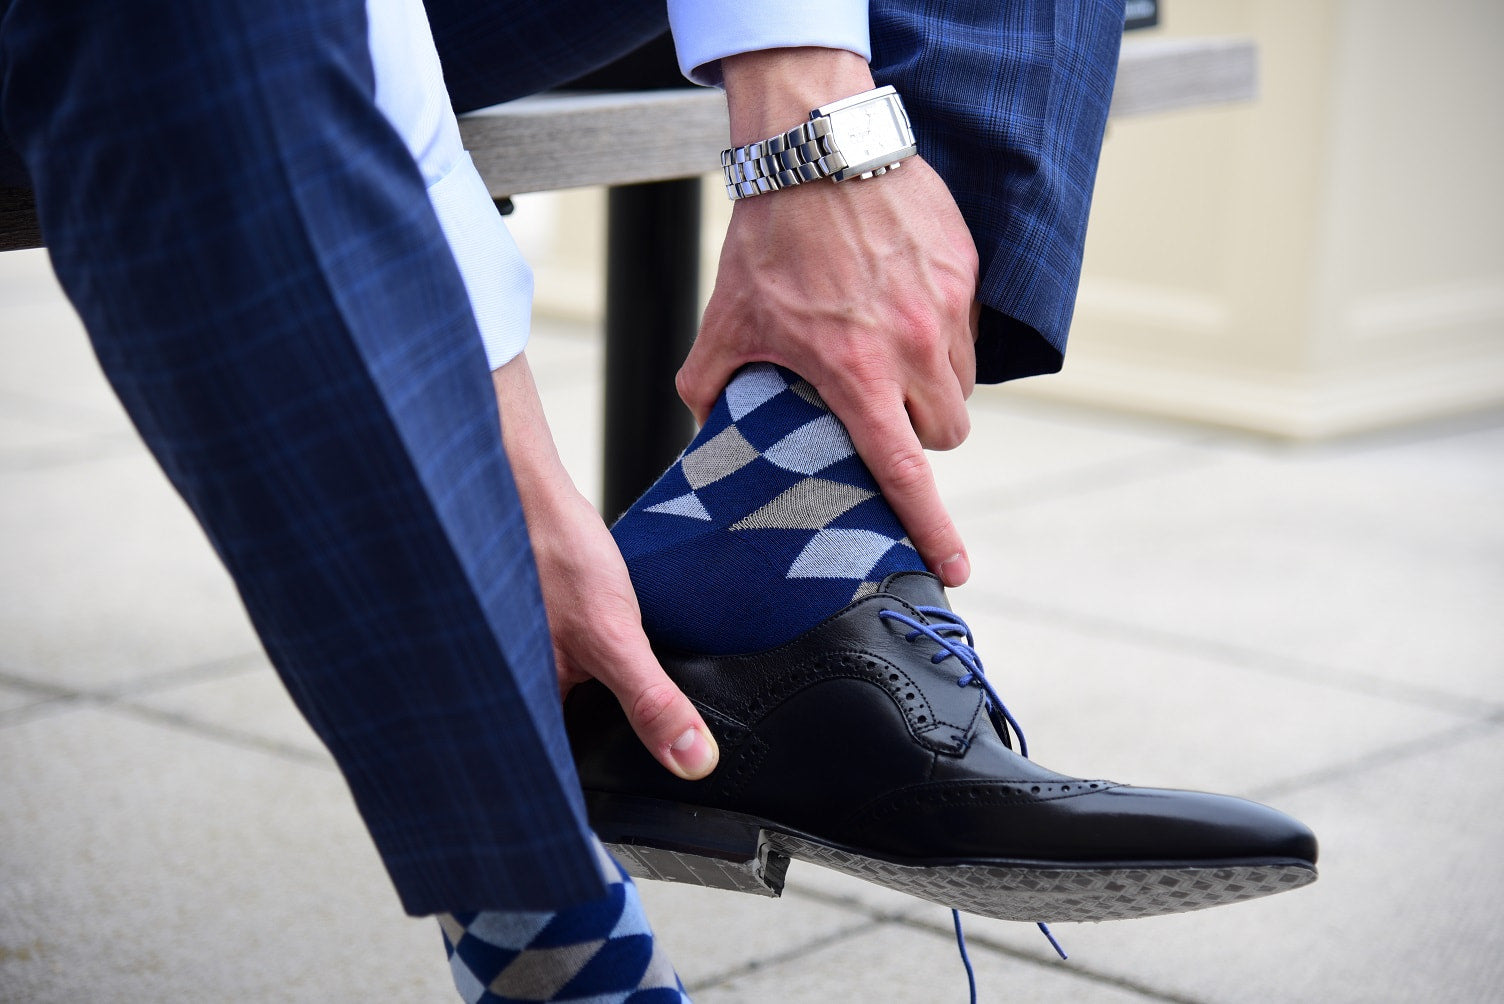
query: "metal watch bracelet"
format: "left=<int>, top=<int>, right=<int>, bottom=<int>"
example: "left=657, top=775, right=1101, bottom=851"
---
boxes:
left=720, top=85, right=916, bottom=202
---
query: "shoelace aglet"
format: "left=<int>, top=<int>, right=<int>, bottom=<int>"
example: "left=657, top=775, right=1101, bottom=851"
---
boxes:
left=1038, top=922, right=1068, bottom=960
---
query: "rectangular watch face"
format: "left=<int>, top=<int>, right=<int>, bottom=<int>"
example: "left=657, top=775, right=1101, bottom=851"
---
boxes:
left=826, top=97, right=916, bottom=179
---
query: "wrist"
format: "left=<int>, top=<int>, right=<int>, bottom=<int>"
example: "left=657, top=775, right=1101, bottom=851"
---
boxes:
left=491, top=355, right=585, bottom=522
left=722, top=47, right=876, bottom=147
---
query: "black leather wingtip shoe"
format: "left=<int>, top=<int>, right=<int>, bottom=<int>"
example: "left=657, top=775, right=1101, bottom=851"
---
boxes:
left=565, top=572, right=1318, bottom=923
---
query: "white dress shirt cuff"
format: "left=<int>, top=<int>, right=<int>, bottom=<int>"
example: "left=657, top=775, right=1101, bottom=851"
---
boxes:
left=666, top=0, right=872, bottom=86
left=425, top=152, right=534, bottom=371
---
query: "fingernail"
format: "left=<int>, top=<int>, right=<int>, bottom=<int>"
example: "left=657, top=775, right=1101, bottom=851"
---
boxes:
left=669, top=727, right=719, bottom=779
left=938, top=552, right=970, bottom=587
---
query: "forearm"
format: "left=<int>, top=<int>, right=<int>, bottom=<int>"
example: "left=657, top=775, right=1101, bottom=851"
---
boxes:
left=491, top=353, right=592, bottom=540
left=722, top=47, right=875, bottom=145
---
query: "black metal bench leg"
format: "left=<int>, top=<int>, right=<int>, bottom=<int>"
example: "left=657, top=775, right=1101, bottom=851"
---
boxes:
left=601, top=178, right=701, bottom=521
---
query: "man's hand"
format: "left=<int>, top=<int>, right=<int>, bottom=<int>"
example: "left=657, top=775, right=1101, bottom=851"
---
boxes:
left=493, top=354, right=719, bottom=781
left=678, top=47, right=979, bottom=587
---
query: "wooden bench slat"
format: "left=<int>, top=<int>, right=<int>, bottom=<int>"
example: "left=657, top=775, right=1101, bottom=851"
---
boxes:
left=461, top=89, right=727, bottom=199
left=460, top=36, right=1257, bottom=199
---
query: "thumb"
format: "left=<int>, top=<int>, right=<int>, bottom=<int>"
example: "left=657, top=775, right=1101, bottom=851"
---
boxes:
left=602, top=647, right=720, bottom=781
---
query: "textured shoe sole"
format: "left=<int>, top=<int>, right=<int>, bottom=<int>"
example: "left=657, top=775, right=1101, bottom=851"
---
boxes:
left=591, top=794, right=1317, bottom=923
left=769, top=832, right=1316, bottom=922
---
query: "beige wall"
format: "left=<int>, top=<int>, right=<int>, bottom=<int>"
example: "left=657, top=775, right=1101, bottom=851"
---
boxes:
left=516, top=2, right=1504, bottom=437
left=1037, top=0, right=1504, bottom=436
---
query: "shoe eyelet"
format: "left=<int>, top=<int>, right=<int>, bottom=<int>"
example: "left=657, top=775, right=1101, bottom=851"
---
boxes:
left=917, top=715, right=927, bottom=723
left=1031, top=786, right=1041, bottom=794
left=889, top=673, right=899, bottom=682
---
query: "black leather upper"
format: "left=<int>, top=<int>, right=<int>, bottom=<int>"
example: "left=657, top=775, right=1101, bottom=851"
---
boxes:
left=566, top=572, right=1317, bottom=867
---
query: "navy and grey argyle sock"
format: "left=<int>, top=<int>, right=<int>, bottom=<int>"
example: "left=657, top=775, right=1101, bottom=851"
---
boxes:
left=612, top=363, right=926, bottom=655
left=439, top=837, right=689, bottom=1004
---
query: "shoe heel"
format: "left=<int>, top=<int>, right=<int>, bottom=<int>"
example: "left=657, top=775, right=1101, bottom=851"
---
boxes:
left=585, top=792, right=790, bottom=898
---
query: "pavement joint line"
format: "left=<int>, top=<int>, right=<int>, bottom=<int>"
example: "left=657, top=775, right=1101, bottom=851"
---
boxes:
left=1246, top=712, right=1504, bottom=802
left=948, top=442, right=1225, bottom=517
left=966, top=587, right=1503, bottom=722
left=0, top=665, right=78, bottom=701
left=883, top=911, right=1206, bottom=1004
left=679, top=914, right=891, bottom=996
left=785, top=884, right=1197, bottom=1002
left=0, top=648, right=266, bottom=705
left=783, top=882, right=928, bottom=922
left=108, top=698, right=335, bottom=769
left=0, top=658, right=331, bottom=768
left=0, top=692, right=84, bottom=728
left=104, top=649, right=268, bottom=699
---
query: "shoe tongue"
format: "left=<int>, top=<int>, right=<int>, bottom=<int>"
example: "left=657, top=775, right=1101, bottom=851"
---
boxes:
left=875, top=571, right=951, bottom=612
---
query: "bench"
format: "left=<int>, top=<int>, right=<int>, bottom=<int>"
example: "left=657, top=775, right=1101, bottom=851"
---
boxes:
left=0, top=37, right=1257, bottom=516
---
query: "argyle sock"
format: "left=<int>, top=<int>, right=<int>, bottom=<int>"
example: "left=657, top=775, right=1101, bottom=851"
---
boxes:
left=612, top=363, right=926, bottom=655
left=439, top=837, right=689, bottom=1004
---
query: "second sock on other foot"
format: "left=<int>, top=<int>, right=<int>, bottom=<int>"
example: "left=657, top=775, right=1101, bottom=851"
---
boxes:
left=612, top=364, right=926, bottom=656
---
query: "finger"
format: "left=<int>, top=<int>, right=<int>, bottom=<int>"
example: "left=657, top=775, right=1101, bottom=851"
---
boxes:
left=904, top=377, right=971, bottom=453
left=834, top=389, right=970, bottom=588
left=596, top=631, right=720, bottom=780
left=676, top=335, right=736, bottom=428
left=959, top=300, right=981, bottom=399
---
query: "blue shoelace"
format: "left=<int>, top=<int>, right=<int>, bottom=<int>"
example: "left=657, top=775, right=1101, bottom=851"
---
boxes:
left=879, top=605, right=1069, bottom=1003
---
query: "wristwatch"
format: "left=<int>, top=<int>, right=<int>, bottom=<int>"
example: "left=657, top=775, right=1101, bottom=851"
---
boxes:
left=720, top=85, right=917, bottom=201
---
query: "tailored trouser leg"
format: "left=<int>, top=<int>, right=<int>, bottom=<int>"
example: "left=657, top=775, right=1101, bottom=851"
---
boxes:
left=0, top=0, right=605, bottom=915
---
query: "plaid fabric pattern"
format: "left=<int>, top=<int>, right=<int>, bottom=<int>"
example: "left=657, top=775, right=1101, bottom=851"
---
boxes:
left=0, top=0, right=601, bottom=915
left=870, top=0, right=1126, bottom=381
left=441, top=838, right=689, bottom=1004
left=613, top=365, right=923, bottom=655
left=0, top=0, right=1125, bottom=922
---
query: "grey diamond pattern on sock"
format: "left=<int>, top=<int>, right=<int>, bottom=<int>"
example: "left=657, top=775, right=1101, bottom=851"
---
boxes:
left=731, top=478, right=874, bottom=530
left=490, top=941, right=605, bottom=1001
left=788, top=377, right=825, bottom=409
left=627, top=363, right=923, bottom=609
left=682, top=424, right=758, bottom=489
left=441, top=835, right=689, bottom=1004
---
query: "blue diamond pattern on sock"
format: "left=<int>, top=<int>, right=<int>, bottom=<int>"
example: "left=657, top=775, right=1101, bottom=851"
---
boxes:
left=530, top=883, right=626, bottom=948
left=761, top=413, right=855, bottom=473
left=644, top=492, right=711, bottom=521
left=724, top=363, right=788, bottom=419
left=613, top=364, right=928, bottom=655
left=441, top=838, right=687, bottom=1004
left=787, top=528, right=901, bottom=579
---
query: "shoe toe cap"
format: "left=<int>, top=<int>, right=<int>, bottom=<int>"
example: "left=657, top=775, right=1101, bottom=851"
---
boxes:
left=842, top=781, right=1317, bottom=867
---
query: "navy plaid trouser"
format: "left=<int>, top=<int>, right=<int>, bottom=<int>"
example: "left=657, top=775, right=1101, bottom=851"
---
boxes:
left=0, top=0, right=1121, bottom=916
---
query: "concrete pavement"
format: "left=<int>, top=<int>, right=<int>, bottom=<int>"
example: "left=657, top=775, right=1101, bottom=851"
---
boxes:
left=3, top=247, right=1501, bottom=1002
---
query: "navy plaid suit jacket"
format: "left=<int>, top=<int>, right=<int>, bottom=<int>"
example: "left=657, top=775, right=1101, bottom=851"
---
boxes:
left=0, top=0, right=1121, bottom=915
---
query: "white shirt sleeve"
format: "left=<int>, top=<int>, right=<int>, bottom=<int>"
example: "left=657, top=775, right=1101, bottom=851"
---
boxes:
left=366, top=0, right=532, bottom=371
left=667, top=0, right=872, bottom=86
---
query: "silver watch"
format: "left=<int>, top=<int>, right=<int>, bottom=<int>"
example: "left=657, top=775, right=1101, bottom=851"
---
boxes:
left=720, top=85, right=917, bottom=201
